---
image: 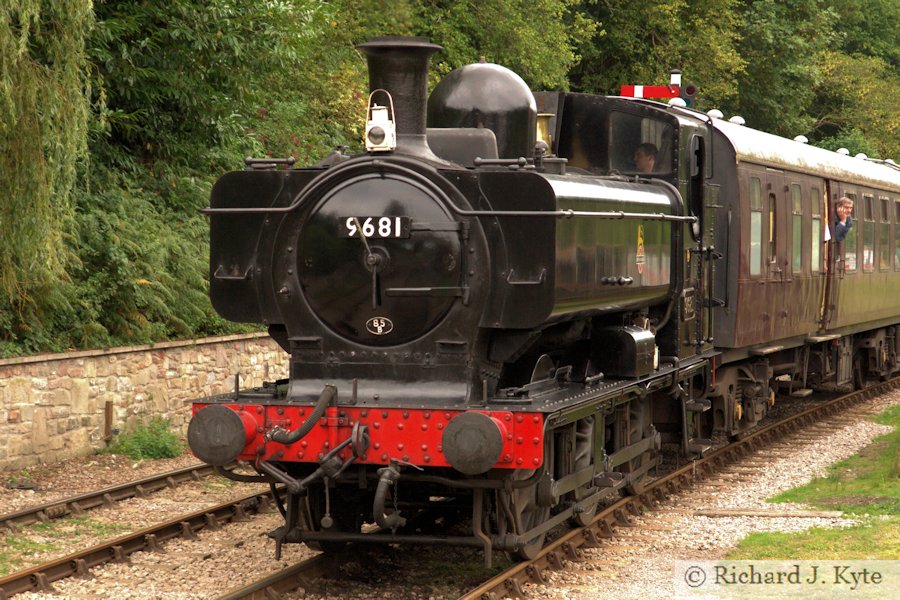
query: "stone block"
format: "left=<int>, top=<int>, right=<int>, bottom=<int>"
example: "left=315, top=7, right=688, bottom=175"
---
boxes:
left=17, top=403, right=35, bottom=422
left=8, top=435, right=33, bottom=457
left=2, top=377, right=33, bottom=407
left=70, top=380, right=92, bottom=414
left=131, top=368, right=151, bottom=387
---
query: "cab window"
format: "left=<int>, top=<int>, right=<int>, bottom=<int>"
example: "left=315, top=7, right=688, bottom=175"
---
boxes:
left=608, top=111, right=673, bottom=174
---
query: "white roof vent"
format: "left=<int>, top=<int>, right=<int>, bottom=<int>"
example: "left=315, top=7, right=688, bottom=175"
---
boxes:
left=668, top=97, right=687, bottom=107
left=793, top=135, right=808, bottom=144
left=707, top=109, right=724, bottom=119
left=729, top=115, right=745, bottom=125
left=855, top=153, right=868, bottom=160
left=837, top=148, right=850, bottom=155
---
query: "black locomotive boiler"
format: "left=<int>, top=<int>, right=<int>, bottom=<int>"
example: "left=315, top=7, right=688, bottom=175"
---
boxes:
left=188, top=36, right=900, bottom=563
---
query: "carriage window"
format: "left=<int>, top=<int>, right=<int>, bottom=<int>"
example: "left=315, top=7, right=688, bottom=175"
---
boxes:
left=880, top=197, right=891, bottom=270
left=863, top=195, right=874, bottom=272
left=810, top=187, right=821, bottom=273
left=750, top=177, right=762, bottom=276
left=608, top=111, right=673, bottom=174
left=895, top=201, right=900, bottom=270
left=791, top=184, right=802, bottom=273
left=768, top=193, right=777, bottom=265
left=844, top=192, right=857, bottom=271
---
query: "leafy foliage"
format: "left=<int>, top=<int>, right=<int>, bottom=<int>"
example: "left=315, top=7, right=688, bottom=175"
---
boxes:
left=417, top=0, right=597, bottom=89
left=724, top=0, right=837, bottom=137
left=806, top=1, right=900, bottom=158
left=89, top=0, right=330, bottom=168
left=0, top=2, right=92, bottom=310
left=570, top=0, right=744, bottom=108
left=103, top=416, right=184, bottom=460
left=1, top=1, right=898, bottom=357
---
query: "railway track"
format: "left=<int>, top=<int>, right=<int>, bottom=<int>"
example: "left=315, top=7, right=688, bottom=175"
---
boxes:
left=200, top=379, right=896, bottom=600
left=0, top=463, right=218, bottom=533
left=0, top=489, right=277, bottom=598
left=1, top=380, right=892, bottom=599
left=459, top=378, right=896, bottom=600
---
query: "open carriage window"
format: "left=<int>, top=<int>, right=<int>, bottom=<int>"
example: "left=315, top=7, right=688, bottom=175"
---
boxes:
left=608, top=111, right=674, bottom=175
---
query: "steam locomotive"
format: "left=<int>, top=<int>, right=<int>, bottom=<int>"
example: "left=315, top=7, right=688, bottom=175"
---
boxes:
left=188, top=36, right=900, bottom=563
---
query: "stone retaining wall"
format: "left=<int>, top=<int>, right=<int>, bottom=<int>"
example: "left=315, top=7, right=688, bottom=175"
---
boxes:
left=0, top=333, right=288, bottom=472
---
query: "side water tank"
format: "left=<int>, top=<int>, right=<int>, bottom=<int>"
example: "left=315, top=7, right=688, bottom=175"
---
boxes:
left=428, top=62, right=537, bottom=159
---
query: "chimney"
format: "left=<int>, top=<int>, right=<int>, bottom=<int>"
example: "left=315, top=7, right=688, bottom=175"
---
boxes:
left=356, top=36, right=442, bottom=158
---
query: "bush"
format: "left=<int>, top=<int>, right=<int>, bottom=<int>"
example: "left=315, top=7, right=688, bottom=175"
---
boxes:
left=103, top=417, right=184, bottom=460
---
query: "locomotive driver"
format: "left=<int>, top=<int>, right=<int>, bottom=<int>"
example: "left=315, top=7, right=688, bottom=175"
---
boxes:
left=633, top=143, right=658, bottom=173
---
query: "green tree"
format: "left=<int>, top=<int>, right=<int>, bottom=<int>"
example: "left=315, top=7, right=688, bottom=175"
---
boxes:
left=809, top=51, right=899, bottom=158
left=826, top=0, right=899, bottom=69
left=724, top=0, right=836, bottom=137
left=416, top=0, right=597, bottom=89
left=0, top=2, right=93, bottom=313
left=89, top=0, right=331, bottom=174
left=806, top=0, right=900, bottom=158
left=570, top=0, right=743, bottom=110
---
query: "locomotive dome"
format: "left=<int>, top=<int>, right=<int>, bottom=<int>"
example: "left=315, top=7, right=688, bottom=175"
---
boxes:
left=428, top=62, right=537, bottom=159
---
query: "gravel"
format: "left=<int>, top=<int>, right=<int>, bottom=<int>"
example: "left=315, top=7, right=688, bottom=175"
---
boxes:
left=526, top=391, right=899, bottom=600
left=1, top=453, right=201, bottom=513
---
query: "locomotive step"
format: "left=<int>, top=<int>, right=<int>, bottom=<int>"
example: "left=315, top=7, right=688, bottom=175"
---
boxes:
left=684, top=398, right=712, bottom=412
left=790, top=388, right=814, bottom=398
left=686, top=438, right=713, bottom=455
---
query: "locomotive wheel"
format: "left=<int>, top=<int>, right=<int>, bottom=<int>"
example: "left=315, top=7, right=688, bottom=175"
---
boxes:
left=853, top=352, right=868, bottom=390
left=508, top=469, right=551, bottom=561
left=568, top=417, right=598, bottom=527
left=618, top=398, right=652, bottom=495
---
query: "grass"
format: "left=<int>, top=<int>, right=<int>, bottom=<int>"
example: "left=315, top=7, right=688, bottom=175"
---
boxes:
left=727, top=402, right=900, bottom=560
left=102, top=416, right=184, bottom=460
left=0, top=516, right=131, bottom=576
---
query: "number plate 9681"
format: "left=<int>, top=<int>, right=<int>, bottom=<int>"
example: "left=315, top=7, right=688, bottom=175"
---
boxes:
left=342, top=216, right=411, bottom=239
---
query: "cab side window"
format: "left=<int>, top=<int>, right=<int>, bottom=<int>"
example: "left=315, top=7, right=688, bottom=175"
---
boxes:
left=608, top=111, right=673, bottom=174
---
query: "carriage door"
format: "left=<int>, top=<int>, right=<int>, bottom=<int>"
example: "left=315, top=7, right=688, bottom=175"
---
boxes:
left=766, top=169, right=789, bottom=338
left=821, top=180, right=837, bottom=327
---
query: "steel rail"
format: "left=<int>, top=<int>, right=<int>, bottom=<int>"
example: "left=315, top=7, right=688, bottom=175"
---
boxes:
left=459, top=378, right=898, bottom=600
left=0, top=489, right=275, bottom=598
left=212, top=508, right=438, bottom=600
left=215, top=554, right=336, bottom=600
left=0, top=463, right=219, bottom=533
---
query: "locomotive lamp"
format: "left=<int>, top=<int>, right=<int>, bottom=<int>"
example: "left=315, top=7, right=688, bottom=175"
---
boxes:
left=365, top=90, right=397, bottom=152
